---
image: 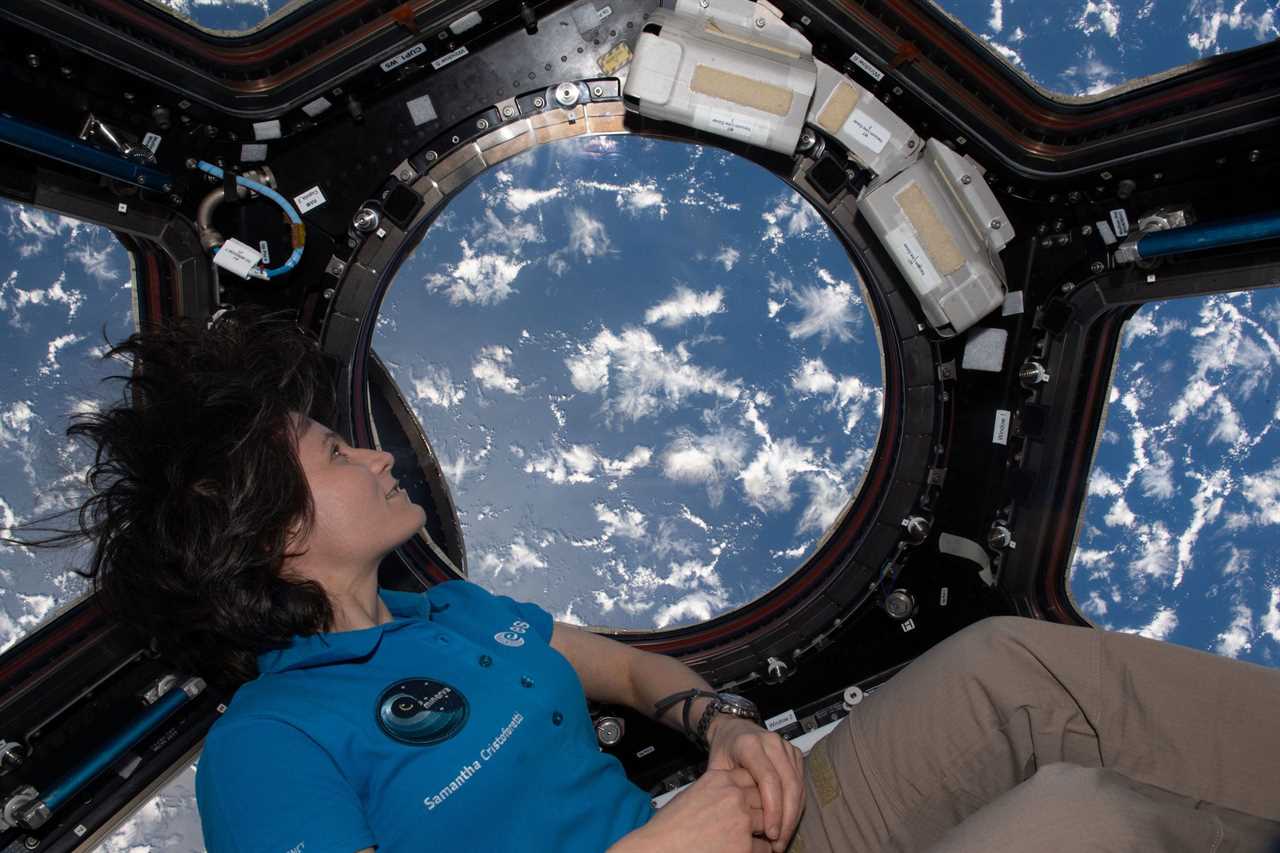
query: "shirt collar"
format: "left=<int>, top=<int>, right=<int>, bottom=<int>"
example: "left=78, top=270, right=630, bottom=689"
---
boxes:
left=256, top=586, right=436, bottom=675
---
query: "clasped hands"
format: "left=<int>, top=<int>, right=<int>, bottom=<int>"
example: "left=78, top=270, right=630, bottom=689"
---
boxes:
left=704, top=717, right=807, bottom=852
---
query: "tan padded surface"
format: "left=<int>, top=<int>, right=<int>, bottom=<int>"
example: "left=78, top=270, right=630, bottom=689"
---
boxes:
left=896, top=182, right=966, bottom=276
left=816, top=82, right=860, bottom=135
left=690, top=64, right=793, bottom=116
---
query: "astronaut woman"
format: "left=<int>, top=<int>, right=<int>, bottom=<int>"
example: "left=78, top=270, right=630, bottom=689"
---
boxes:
left=64, top=309, right=1280, bottom=853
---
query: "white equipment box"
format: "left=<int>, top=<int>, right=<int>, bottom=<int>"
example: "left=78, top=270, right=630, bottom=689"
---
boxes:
left=624, top=0, right=816, bottom=155
left=806, top=61, right=920, bottom=178
left=857, top=140, right=1015, bottom=335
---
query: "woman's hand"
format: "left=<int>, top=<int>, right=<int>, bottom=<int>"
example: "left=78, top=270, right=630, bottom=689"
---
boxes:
left=705, top=718, right=806, bottom=852
left=610, top=767, right=772, bottom=853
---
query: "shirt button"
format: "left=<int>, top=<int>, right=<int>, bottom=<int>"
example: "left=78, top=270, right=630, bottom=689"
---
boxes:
left=552, top=711, right=564, bottom=726
left=478, top=655, right=493, bottom=668
left=520, top=675, right=534, bottom=688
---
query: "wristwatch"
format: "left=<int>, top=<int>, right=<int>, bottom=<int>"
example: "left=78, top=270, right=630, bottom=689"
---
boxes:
left=695, top=692, right=761, bottom=749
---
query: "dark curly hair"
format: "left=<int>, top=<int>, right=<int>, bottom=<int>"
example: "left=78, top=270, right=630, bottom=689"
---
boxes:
left=9, top=306, right=341, bottom=692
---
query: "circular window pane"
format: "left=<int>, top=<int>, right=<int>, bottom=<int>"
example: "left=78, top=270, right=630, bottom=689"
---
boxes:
left=374, top=135, right=884, bottom=630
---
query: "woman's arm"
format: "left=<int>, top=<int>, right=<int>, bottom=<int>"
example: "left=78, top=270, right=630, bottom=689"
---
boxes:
left=550, top=622, right=805, bottom=851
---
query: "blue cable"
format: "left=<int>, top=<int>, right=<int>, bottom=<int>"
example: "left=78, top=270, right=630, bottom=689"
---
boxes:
left=196, top=160, right=306, bottom=278
left=1134, top=212, right=1280, bottom=260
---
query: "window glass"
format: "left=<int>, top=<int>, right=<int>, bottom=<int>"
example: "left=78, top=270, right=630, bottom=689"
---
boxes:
left=374, top=135, right=885, bottom=630
left=932, top=0, right=1280, bottom=98
left=0, top=200, right=135, bottom=653
left=144, top=0, right=308, bottom=35
left=1071, top=291, right=1280, bottom=665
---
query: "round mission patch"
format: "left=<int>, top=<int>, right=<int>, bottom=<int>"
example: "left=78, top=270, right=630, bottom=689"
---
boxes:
left=375, top=678, right=470, bottom=745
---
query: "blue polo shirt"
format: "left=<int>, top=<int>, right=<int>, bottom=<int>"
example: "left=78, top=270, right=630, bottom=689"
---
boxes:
left=195, top=580, right=655, bottom=852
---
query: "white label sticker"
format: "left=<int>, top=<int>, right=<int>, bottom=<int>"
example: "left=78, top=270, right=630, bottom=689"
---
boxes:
left=381, top=42, right=427, bottom=72
left=213, top=238, right=262, bottom=279
left=765, top=709, right=798, bottom=732
left=142, top=132, right=162, bottom=153
left=636, top=745, right=655, bottom=758
left=252, top=120, right=282, bottom=141
left=406, top=93, right=438, bottom=127
left=843, top=108, right=891, bottom=154
left=431, top=46, right=470, bottom=70
left=1109, top=208, right=1131, bottom=238
left=850, top=53, right=886, bottom=82
left=598, top=5, right=613, bottom=19
left=940, top=587, right=949, bottom=606
left=301, top=97, right=332, bottom=117
left=1096, top=219, right=1117, bottom=245
left=993, top=409, right=1011, bottom=445
left=1001, top=290, right=1024, bottom=316
left=901, top=618, right=916, bottom=633
left=240, top=143, right=268, bottom=162
left=892, top=228, right=944, bottom=295
left=259, top=240, right=271, bottom=265
left=117, top=203, right=128, bottom=214
left=700, top=109, right=764, bottom=144
left=294, top=186, right=326, bottom=213
left=449, top=11, right=482, bottom=34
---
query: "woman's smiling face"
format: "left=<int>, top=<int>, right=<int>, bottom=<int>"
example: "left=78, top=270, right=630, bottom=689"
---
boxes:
left=287, top=415, right=427, bottom=574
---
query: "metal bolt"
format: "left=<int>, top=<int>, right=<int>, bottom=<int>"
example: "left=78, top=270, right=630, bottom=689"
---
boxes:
left=1080, top=224, right=1094, bottom=237
left=1020, top=360, right=1051, bottom=385
left=797, top=128, right=816, bottom=152
left=124, top=91, right=135, bottom=101
left=955, top=136, right=967, bottom=145
left=476, top=118, right=489, bottom=130
left=1068, top=191, right=1081, bottom=203
left=754, top=16, right=766, bottom=27
left=26, top=53, right=39, bottom=68
left=1152, top=172, right=1163, bottom=181
left=988, top=525, right=1014, bottom=550
left=170, top=194, right=182, bottom=205
left=205, top=125, right=218, bottom=138
left=1055, top=234, right=1070, bottom=246
left=1052, top=219, right=1065, bottom=231
left=765, top=656, right=792, bottom=684
left=533, top=96, right=546, bottom=108
left=24, top=836, right=39, bottom=850
left=884, top=589, right=916, bottom=621
left=960, top=175, right=972, bottom=185
left=1100, top=171, right=1113, bottom=180
left=592, top=86, right=603, bottom=97
left=1249, top=149, right=1262, bottom=163
left=323, top=288, right=336, bottom=299
left=60, top=65, right=73, bottom=78
left=1090, top=261, right=1105, bottom=274
left=989, top=218, right=1003, bottom=230
left=595, top=716, right=625, bottom=746
left=502, top=106, right=515, bottom=117
left=1036, top=223, right=1048, bottom=235
left=902, top=515, right=930, bottom=543
left=398, top=168, right=414, bottom=181
left=892, top=86, right=903, bottom=95
left=353, top=207, right=380, bottom=233
left=555, top=83, right=579, bottom=107
left=1048, top=194, right=1059, bottom=204
left=1060, top=281, right=1076, bottom=293
left=425, top=151, right=438, bottom=161
left=1040, top=237, right=1054, bottom=249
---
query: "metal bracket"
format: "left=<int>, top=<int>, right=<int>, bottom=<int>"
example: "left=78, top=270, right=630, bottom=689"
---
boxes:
left=325, top=256, right=347, bottom=278
left=937, top=360, right=957, bottom=381
left=393, top=159, right=418, bottom=183
left=926, top=467, right=947, bottom=486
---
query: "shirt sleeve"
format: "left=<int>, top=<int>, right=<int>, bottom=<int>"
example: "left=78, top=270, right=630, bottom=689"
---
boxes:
left=196, top=716, right=375, bottom=853
left=435, top=580, right=555, bottom=643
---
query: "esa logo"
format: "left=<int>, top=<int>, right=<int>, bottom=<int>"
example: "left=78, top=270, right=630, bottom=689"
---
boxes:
left=495, top=619, right=531, bottom=647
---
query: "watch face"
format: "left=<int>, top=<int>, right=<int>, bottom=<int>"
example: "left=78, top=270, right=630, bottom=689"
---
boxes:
left=718, top=693, right=760, bottom=718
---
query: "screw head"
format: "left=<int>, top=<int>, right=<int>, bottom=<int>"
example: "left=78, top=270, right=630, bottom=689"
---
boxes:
left=533, top=96, right=545, bottom=108
left=26, top=53, right=39, bottom=68
left=1090, top=261, right=1105, bottom=274
left=1249, top=149, right=1262, bottom=163
left=592, top=86, right=603, bottom=97
left=477, top=118, right=489, bottom=129
left=989, top=218, right=1003, bottom=230
left=906, top=138, right=917, bottom=149
left=425, top=151, right=438, bottom=161
left=503, top=106, right=515, bottom=117
left=754, top=16, right=766, bottom=27
left=353, top=207, right=380, bottom=233
left=323, top=288, right=336, bottom=299
left=1068, top=191, right=1081, bottom=202
left=961, top=175, right=972, bottom=185
left=1100, top=171, right=1113, bottom=180
left=1080, top=224, right=1094, bottom=236
left=955, top=135, right=967, bottom=145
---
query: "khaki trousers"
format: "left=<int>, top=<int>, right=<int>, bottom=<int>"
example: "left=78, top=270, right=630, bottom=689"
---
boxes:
left=787, top=616, right=1280, bottom=852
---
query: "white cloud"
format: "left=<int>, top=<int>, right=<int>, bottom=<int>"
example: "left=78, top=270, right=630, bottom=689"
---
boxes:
left=471, top=345, right=520, bottom=394
left=506, top=186, right=562, bottom=212
left=595, top=503, right=647, bottom=540
left=1082, top=590, right=1109, bottom=618
left=1129, top=521, right=1174, bottom=579
left=988, top=0, right=1003, bottom=32
left=1104, top=497, right=1136, bottom=528
left=478, top=538, right=547, bottom=578
left=644, top=286, right=725, bottom=328
left=425, top=239, right=527, bottom=305
left=796, top=474, right=848, bottom=536
left=1173, top=470, right=1228, bottom=587
left=568, top=207, right=611, bottom=258
left=660, top=429, right=749, bottom=506
left=653, top=589, right=729, bottom=630
left=713, top=247, right=740, bottom=271
left=1121, top=607, right=1178, bottom=641
left=69, top=246, right=118, bottom=281
left=1060, top=46, right=1121, bottom=95
left=1263, top=587, right=1280, bottom=645
left=578, top=180, right=668, bottom=218
left=1239, top=460, right=1280, bottom=526
left=525, top=443, right=652, bottom=485
left=791, top=358, right=836, bottom=395
left=1186, top=0, right=1278, bottom=55
left=791, top=358, right=882, bottom=434
left=412, top=365, right=466, bottom=408
left=40, top=333, right=86, bottom=376
left=761, top=194, right=822, bottom=252
left=740, top=438, right=822, bottom=513
left=1075, top=0, right=1120, bottom=37
left=563, top=326, right=742, bottom=422
left=1214, top=603, right=1254, bottom=658
left=1139, top=448, right=1176, bottom=500
left=786, top=279, right=862, bottom=345
left=1088, top=470, right=1124, bottom=497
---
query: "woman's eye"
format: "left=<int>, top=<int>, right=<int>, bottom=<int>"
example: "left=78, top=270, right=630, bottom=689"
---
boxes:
left=330, top=443, right=342, bottom=459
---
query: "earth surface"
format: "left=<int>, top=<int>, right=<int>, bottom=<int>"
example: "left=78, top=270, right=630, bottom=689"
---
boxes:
left=0, top=0, right=1275, bottom=848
